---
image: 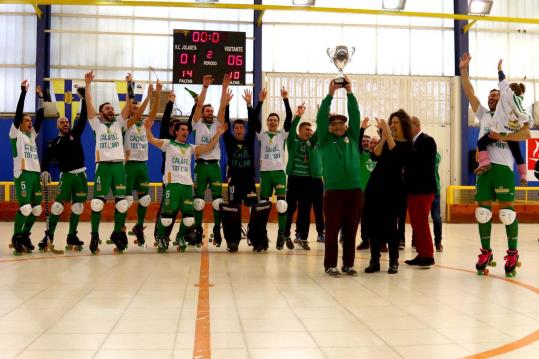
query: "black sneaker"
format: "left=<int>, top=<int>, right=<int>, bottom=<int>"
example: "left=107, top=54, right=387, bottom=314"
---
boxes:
left=405, top=256, right=435, bottom=266
left=341, top=266, right=358, bottom=276
left=317, top=233, right=325, bottom=242
left=399, top=240, right=405, bottom=250
left=388, top=262, right=399, bottom=274
left=435, top=243, right=444, bottom=252
left=356, top=241, right=369, bottom=250
left=325, top=267, right=341, bottom=278
left=285, top=236, right=294, bottom=250
left=364, top=260, right=380, bottom=273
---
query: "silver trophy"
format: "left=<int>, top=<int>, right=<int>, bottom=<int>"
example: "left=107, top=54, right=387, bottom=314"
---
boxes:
left=327, top=45, right=355, bottom=86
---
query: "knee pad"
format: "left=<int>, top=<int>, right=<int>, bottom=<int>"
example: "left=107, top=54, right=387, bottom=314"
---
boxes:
left=138, top=194, right=151, bottom=208
left=499, top=208, right=517, bottom=225
left=91, top=198, right=105, bottom=212
left=31, top=205, right=42, bottom=217
left=193, top=198, right=205, bottom=212
left=182, top=217, right=195, bottom=227
left=126, top=195, right=134, bottom=208
left=212, top=198, right=224, bottom=211
left=50, top=202, right=64, bottom=216
left=115, top=198, right=129, bottom=214
left=475, top=207, right=492, bottom=224
left=160, top=217, right=173, bottom=227
left=71, top=202, right=84, bottom=215
left=276, top=199, right=288, bottom=214
left=19, top=204, right=32, bottom=217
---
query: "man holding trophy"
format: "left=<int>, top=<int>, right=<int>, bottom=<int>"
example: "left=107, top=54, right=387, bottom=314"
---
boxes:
left=317, top=46, right=364, bottom=278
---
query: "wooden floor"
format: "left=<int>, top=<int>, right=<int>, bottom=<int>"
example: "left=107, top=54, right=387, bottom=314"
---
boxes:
left=0, top=221, right=538, bottom=359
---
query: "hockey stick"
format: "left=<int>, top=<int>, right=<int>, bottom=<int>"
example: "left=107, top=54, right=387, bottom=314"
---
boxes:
left=41, top=172, right=64, bottom=254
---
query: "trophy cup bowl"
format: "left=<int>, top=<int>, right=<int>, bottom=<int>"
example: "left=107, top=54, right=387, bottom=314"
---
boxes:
left=327, top=45, right=355, bottom=86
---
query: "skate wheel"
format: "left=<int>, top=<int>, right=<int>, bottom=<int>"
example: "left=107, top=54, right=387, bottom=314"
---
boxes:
left=153, top=242, right=158, bottom=247
left=98, top=240, right=102, bottom=244
left=476, top=271, right=484, bottom=276
left=128, top=231, right=134, bottom=236
left=505, top=271, right=515, bottom=278
left=8, top=244, right=13, bottom=249
left=483, top=269, right=489, bottom=275
left=490, top=261, right=497, bottom=267
left=517, top=261, right=522, bottom=267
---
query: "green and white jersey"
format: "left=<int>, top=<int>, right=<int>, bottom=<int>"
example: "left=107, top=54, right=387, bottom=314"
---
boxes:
left=493, top=78, right=532, bottom=134
left=476, top=105, right=514, bottom=170
left=257, top=130, right=288, bottom=171
left=89, top=115, right=126, bottom=162
left=124, top=122, right=148, bottom=161
left=9, top=125, right=40, bottom=178
left=193, top=120, right=220, bottom=161
left=160, top=139, right=196, bottom=185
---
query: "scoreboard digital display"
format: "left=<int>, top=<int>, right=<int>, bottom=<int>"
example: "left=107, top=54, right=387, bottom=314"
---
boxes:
left=173, top=30, right=246, bottom=85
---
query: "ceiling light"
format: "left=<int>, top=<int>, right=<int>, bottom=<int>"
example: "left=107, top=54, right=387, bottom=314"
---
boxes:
left=292, top=0, right=316, bottom=5
left=468, top=0, right=494, bottom=15
left=382, top=0, right=406, bottom=10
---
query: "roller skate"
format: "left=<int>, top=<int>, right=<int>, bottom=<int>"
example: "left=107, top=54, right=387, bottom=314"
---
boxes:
left=9, top=234, right=25, bottom=255
left=211, top=225, right=222, bottom=247
left=476, top=248, right=496, bottom=276
left=298, top=240, right=310, bottom=251
left=131, top=224, right=146, bottom=246
left=65, top=232, right=84, bottom=252
left=191, top=225, right=203, bottom=247
left=157, top=236, right=169, bottom=253
left=175, top=236, right=187, bottom=252
left=39, top=231, right=53, bottom=252
left=108, top=231, right=127, bottom=254
left=89, top=232, right=101, bottom=254
left=276, top=231, right=286, bottom=250
left=20, top=232, right=34, bottom=253
left=504, top=249, right=521, bottom=278
left=285, top=235, right=294, bottom=250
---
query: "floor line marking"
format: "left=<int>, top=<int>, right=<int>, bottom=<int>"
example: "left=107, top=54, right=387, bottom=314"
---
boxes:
left=193, top=222, right=211, bottom=359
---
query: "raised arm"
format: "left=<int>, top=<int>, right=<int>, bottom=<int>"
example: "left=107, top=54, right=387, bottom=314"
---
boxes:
left=459, top=52, right=481, bottom=113
left=72, top=96, right=88, bottom=138
left=192, top=75, right=213, bottom=124
left=121, top=73, right=134, bottom=120
left=242, top=89, right=260, bottom=133
left=287, top=104, right=305, bottom=148
left=377, top=118, right=396, bottom=151
left=14, top=80, right=29, bottom=129
left=144, top=116, right=164, bottom=148
left=316, top=80, right=341, bottom=144
left=359, top=117, right=369, bottom=153
left=490, top=123, right=531, bottom=142
left=126, top=82, right=154, bottom=128
left=282, top=87, right=292, bottom=132
left=146, top=81, right=162, bottom=123
left=160, top=92, right=175, bottom=138
left=34, top=85, right=45, bottom=134
left=345, top=76, right=360, bottom=141
left=85, top=70, right=96, bottom=119
left=195, top=122, right=227, bottom=155
left=217, top=73, right=231, bottom=124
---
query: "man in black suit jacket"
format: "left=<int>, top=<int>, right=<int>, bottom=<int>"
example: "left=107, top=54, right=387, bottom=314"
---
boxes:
left=404, top=117, right=437, bottom=266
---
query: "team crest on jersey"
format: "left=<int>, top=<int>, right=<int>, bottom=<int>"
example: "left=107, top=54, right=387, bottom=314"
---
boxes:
left=344, top=136, right=350, bottom=144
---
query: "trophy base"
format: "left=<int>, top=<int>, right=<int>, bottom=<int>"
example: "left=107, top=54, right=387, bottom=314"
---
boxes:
left=334, top=77, right=349, bottom=87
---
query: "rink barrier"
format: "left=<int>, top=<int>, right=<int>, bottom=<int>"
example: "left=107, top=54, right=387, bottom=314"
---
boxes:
left=446, top=185, right=539, bottom=223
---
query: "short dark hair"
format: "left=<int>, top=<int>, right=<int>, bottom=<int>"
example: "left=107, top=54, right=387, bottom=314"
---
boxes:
left=388, top=109, right=413, bottom=142
left=298, top=122, right=312, bottom=130
left=202, top=104, right=213, bottom=112
left=233, top=119, right=246, bottom=128
left=267, top=113, right=280, bottom=121
left=173, top=120, right=189, bottom=133
left=328, top=114, right=348, bottom=124
left=99, top=102, right=111, bottom=113
left=489, top=89, right=500, bottom=94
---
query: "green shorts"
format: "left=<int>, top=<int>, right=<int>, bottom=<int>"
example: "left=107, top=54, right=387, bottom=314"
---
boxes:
left=194, top=162, right=222, bottom=198
left=162, top=183, right=194, bottom=217
left=94, top=162, right=126, bottom=198
left=15, top=171, right=42, bottom=206
left=125, top=161, right=150, bottom=194
left=475, top=163, right=515, bottom=203
left=260, top=170, right=286, bottom=198
left=57, top=171, right=88, bottom=203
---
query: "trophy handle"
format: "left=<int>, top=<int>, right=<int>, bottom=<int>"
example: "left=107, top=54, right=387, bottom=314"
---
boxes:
left=349, top=46, right=356, bottom=62
left=327, top=48, right=334, bottom=63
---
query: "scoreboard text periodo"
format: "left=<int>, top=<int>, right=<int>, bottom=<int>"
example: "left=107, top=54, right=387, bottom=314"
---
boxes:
left=173, top=30, right=246, bottom=85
